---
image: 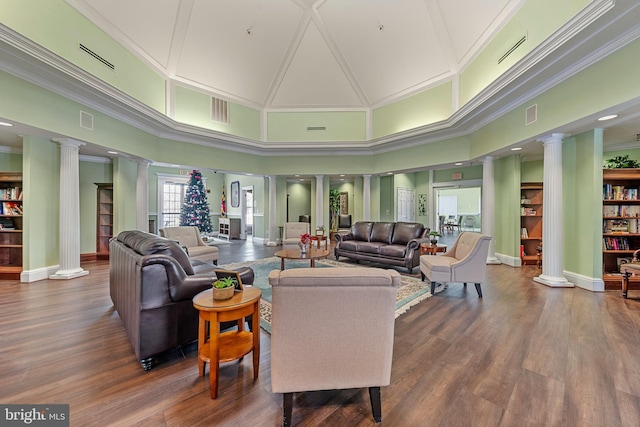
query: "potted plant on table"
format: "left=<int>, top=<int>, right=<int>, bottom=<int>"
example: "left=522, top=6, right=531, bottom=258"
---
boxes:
left=428, top=231, right=441, bottom=245
left=212, top=276, right=237, bottom=301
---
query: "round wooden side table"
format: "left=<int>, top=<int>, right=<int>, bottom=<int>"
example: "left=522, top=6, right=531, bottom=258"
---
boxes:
left=192, top=287, right=261, bottom=399
left=420, top=242, right=447, bottom=256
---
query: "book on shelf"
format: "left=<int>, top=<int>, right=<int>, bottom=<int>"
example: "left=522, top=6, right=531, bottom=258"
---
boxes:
left=521, top=228, right=529, bottom=238
left=0, top=186, right=22, bottom=201
left=602, top=205, right=640, bottom=218
left=521, top=207, right=537, bottom=215
left=0, top=202, right=22, bottom=215
left=603, top=236, right=630, bottom=250
left=603, top=184, right=639, bottom=201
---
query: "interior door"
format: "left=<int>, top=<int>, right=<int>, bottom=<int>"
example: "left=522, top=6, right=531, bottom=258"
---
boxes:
left=397, top=188, right=415, bottom=222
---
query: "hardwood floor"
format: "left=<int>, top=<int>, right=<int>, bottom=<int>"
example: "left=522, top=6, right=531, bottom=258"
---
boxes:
left=1, top=236, right=640, bottom=426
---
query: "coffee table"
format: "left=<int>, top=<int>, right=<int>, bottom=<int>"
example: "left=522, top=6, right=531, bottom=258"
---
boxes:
left=274, top=247, right=330, bottom=270
left=192, top=287, right=261, bottom=399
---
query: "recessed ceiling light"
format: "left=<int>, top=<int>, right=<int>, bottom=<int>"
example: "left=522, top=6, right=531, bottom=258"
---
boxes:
left=387, top=172, right=393, bottom=175
left=295, top=175, right=300, bottom=177
left=107, top=150, right=118, bottom=155
left=598, top=114, right=618, bottom=121
left=454, top=162, right=463, bottom=166
left=0, top=121, right=13, bottom=127
left=340, top=174, right=345, bottom=177
left=511, top=147, right=522, bottom=151
left=299, top=179, right=304, bottom=181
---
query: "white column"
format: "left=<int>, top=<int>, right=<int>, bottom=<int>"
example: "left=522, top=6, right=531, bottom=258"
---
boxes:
left=315, top=175, right=324, bottom=230
left=482, top=156, right=501, bottom=264
left=136, top=160, right=150, bottom=232
left=363, top=174, right=371, bottom=221
left=267, top=175, right=277, bottom=246
left=50, top=139, right=88, bottom=280
left=534, top=133, right=574, bottom=287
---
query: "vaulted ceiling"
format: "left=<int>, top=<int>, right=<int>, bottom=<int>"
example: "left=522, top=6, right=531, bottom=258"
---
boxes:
left=67, top=0, right=523, bottom=110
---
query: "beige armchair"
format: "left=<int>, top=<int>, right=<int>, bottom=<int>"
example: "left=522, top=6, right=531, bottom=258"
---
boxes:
left=268, top=267, right=401, bottom=426
left=282, top=222, right=310, bottom=249
left=159, top=226, right=219, bottom=264
left=420, top=231, right=491, bottom=297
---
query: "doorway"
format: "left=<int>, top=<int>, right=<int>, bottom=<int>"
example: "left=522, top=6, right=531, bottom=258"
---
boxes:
left=432, top=182, right=482, bottom=244
left=397, top=187, right=416, bottom=222
left=241, top=186, right=253, bottom=240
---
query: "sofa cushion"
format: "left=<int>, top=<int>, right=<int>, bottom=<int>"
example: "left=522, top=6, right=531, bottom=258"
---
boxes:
left=352, top=222, right=373, bottom=241
left=356, top=241, right=385, bottom=254
left=391, top=222, right=424, bottom=245
left=379, top=244, right=406, bottom=258
left=339, top=240, right=359, bottom=252
left=370, top=222, right=395, bottom=244
left=119, top=230, right=170, bottom=255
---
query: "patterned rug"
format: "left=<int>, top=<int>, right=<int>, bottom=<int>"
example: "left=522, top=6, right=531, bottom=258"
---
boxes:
left=218, top=257, right=443, bottom=333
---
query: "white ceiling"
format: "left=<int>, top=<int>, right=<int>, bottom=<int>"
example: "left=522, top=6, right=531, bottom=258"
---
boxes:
left=1, top=0, right=640, bottom=169
left=68, top=0, right=522, bottom=109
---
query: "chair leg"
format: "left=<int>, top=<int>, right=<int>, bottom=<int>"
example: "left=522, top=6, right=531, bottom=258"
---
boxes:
left=283, top=393, right=293, bottom=427
left=431, top=281, right=436, bottom=295
left=474, top=283, right=483, bottom=298
left=369, top=387, right=382, bottom=423
left=421, top=272, right=425, bottom=281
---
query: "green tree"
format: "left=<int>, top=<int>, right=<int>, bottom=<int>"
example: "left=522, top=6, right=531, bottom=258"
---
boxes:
left=180, top=170, right=212, bottom=232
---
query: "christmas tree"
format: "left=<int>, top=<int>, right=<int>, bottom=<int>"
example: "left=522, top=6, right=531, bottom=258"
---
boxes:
left=179, top=170, right=212, bottom=232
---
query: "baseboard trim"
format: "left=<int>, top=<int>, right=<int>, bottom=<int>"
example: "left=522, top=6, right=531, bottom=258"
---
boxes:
left=496, top=253, right=521, bottom=267
left=21, top=265, right=59, bottom=283
left=563, top=270, right=605, bottom=292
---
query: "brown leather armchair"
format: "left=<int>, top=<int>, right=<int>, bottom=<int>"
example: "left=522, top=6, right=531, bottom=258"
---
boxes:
left=109, top=230, right=254, bottom=370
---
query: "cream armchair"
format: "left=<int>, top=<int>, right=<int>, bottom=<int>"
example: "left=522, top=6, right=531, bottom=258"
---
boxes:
left=268, top=267, right=401, bottom=426
left=159, top=226, right=219, bottom=264
left=281, top=222, right=310, bottom=249
left=420, top=231, right=491, bottom=297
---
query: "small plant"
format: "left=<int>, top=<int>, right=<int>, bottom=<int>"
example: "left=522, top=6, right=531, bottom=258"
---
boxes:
left=428, top=231, right=441, bottom=244
left=213, top=276, right=237, bottom=289
left=604, top=155, right=640, bottom=169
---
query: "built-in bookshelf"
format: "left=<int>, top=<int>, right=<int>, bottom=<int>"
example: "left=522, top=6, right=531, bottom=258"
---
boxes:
left=96, top=183, right=113, bottom=260
left=520, top=183, right=543, bottom=265
left=0, top=172, right=23, bottom=279
left=602, top=169, right=640, bottom=289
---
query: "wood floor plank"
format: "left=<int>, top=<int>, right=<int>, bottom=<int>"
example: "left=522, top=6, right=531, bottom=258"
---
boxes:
left=1, top=238, right=639, bottom=426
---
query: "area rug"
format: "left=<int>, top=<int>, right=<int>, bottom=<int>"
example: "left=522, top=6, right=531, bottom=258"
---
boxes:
left=218, top=257, right=443, bottom=333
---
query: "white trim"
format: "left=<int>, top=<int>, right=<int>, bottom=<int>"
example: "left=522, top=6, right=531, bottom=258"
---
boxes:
left=496, top=252, right=521, bottom=267
left=21, top=265, right=59, bottom=283
left=563, top=270, right=605, bottom=292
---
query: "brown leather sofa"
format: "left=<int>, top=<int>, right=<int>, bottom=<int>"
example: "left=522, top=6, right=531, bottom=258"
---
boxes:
left=109, top=230, right=254, bottom=370
left=335, top=221, right=430, bottom=273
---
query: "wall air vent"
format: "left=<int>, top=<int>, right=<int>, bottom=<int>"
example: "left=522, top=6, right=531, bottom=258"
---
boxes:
left=78, top=43, right=115, bottom=71
left=525, top=104, right=537, bottom=125
left=498, top=34, right=527, bottom=65
left=307, top=126, right=326, bottom=131
left=211, top=97, right=228, bottom=123
left=80, top=111, right=94, bottom=130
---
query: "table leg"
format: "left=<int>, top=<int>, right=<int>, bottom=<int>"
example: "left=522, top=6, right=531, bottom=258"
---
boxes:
left=310, top=259, right=315, bottom=268
left=198, top=315, right=206, bottom=377
left=209, top=316, right=220, bottom=399
left=280, top=258, right=285, bottom=270
left=252, top=300, right=260, bottom=380
left=623, top=271, right=630, bottom=299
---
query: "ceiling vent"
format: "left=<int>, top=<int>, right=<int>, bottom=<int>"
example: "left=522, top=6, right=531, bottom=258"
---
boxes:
left=525, top=104, right=537, bottom=125
left=78, top=43, right=115, bottom=71
left=211, top=97, right=228, bottom=123
left=498, top=34, right=527, bottom=65
left=307, top=126, right=326, bottom=131
left=80, top=111, right=94, bottom=130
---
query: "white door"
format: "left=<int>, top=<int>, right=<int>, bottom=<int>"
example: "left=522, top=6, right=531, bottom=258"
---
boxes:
left=397, top=188, right=415, bottom=222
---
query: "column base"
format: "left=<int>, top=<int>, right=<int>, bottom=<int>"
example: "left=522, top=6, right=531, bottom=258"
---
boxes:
left=533, top=274, right=574, bottom=288
left=49, top=268, right=89, bottom=280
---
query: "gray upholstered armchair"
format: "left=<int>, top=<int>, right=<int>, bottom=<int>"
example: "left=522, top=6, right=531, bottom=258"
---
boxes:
left=268, top=267, right=401, bottom=426
left=159, top=226, right=219, bottom=264
left=420, top=231, right=491, bottom=297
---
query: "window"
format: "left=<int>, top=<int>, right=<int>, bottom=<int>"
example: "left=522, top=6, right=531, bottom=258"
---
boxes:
left=158, top=175, right=188, bottom=228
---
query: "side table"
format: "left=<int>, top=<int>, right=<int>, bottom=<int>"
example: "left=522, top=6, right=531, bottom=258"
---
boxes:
left=420, top=242, right=447, bottom=256
left=192, top=287, right=261, bottom=399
